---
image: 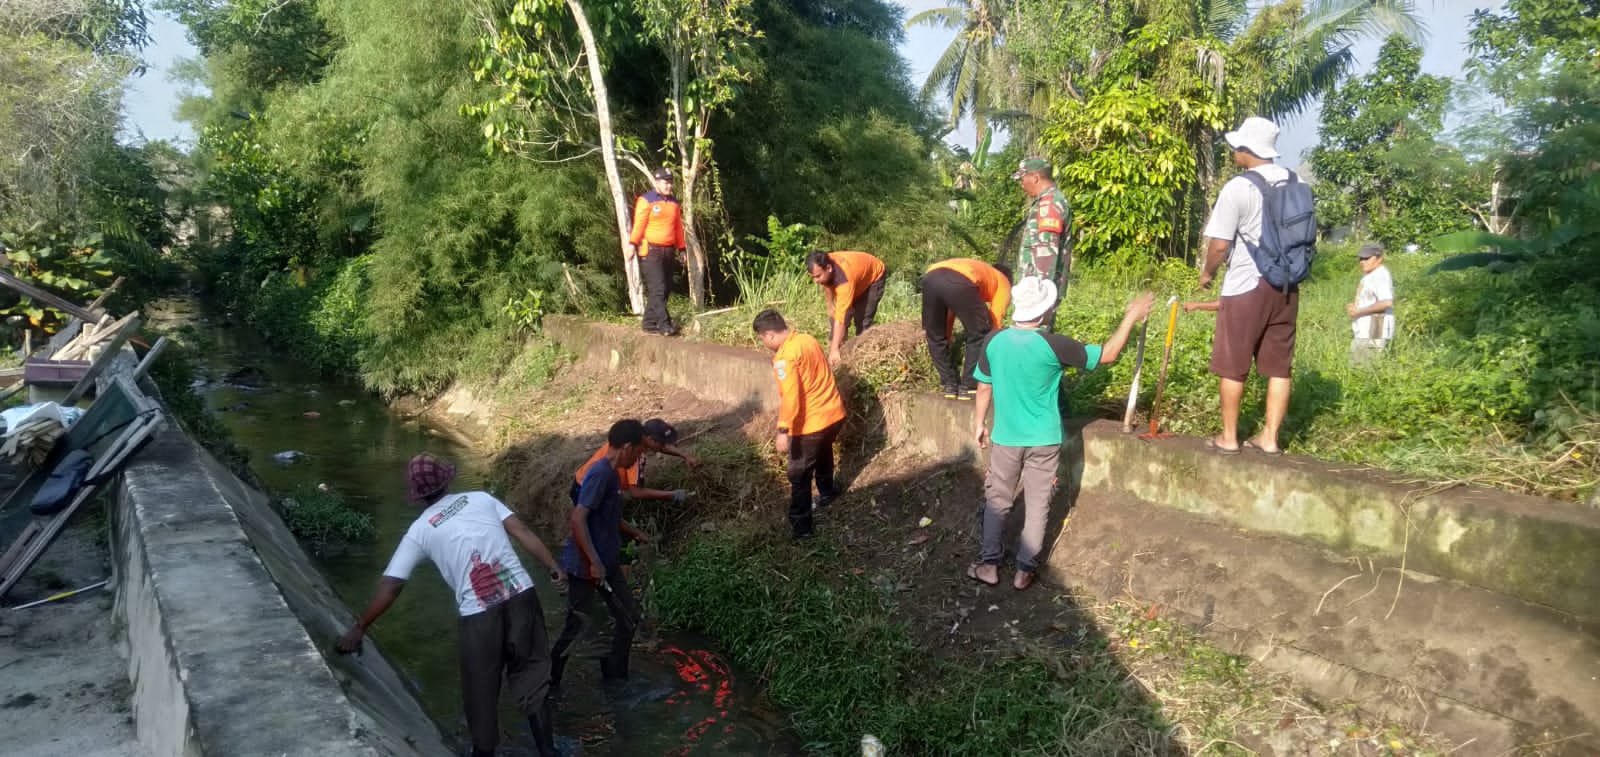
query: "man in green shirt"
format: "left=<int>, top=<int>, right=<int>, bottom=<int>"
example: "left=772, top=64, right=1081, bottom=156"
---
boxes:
left=1012, top=157, right=1072, bottom=326
left=968, top=277, right=1153, bottom=590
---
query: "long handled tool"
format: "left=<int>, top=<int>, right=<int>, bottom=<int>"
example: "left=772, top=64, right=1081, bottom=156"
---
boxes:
left=1121, top=315, right=1150, bottom=433
left=1142, top=297, right=1180, bottom=439
left=7, top=579, right=107, bottom=610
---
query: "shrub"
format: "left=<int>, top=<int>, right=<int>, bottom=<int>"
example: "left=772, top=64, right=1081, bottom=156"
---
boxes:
left=280, top=486, right=376, bottom=544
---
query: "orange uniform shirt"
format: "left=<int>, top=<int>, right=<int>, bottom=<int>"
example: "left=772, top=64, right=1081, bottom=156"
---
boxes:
left=824, top=251, right=886, bottom=325
left=926, top=258, right=1012, bottom=331
left=772, top=332, right=846, bottom=436
left=574, top=444, right=641, bottom=489
left=629, top=192, right=686, bottom=253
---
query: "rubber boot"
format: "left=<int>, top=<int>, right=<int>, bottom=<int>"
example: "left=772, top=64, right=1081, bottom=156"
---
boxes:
left=548, top=654, right=568, bottom=698
left=527, top=701, right=559, bottom=757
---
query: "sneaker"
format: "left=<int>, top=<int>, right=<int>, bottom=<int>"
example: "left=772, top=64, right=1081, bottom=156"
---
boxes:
left=942, top=386, right=960, bottom=400
left=811, top=494, right=837, bottom=511
left=956, top=387, right=976, bottom=401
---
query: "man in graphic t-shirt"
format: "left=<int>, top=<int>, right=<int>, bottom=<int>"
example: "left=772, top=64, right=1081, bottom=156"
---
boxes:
left=968, top=277, right=1152, bottom=591
left=552, top=419, right=651, bottom=689
left=338, top=453, right=566, bottom=757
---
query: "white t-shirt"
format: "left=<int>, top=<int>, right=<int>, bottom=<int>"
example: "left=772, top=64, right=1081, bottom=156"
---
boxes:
left=1203, top=164, right=1292, bottom=297
left=383, top=490, right=532, bottom=617
left=1353, top=265, right=1396, bottom=339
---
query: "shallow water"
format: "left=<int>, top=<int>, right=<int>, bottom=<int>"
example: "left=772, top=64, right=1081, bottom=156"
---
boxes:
left=166, top=309, right=795, bottom=756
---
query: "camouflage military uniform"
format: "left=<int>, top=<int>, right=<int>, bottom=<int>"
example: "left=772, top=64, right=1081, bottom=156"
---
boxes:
left=1017, top=184, right=1071, bottom=287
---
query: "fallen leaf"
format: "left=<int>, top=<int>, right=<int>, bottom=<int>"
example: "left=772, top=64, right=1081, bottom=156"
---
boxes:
left=906, top=532, right=932, bottom=546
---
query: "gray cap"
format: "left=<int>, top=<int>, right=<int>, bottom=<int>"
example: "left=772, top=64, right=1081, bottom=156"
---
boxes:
left=1358, top=243, right=1384, bottom=259
left=643, top=418, right=677, bottom=444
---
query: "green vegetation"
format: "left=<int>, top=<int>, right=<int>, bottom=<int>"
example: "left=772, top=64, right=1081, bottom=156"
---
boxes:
left=651, top=525, right=1441, bottom=755
left=279, top=486, right=377, bottom=545
left=0, top=2, right=183, bottom=325
left=653, top=531, right=1179, bottom=755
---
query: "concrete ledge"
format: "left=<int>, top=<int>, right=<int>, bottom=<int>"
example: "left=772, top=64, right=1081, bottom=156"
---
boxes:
left=544, top=315, right=1600, bottom=623
left=1079, top=430, right=1600, bottom=624
left=113, top=421, right=450, bottom=756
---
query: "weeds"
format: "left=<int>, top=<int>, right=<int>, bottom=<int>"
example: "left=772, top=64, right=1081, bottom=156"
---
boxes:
left=279, top=486, right=376, bottom=544
left=655, top=529, right=1182, bottom=756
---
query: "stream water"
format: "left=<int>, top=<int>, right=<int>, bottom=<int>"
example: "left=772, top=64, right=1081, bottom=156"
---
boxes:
left=161, top=304, right=795, bottom=756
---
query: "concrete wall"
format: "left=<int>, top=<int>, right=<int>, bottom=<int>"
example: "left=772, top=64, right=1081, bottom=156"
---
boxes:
left=112, top=421, right=451, bottom=756
left=546, top=316, right=1600, bottom=623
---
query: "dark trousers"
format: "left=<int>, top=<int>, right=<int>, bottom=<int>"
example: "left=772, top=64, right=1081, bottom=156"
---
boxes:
left=640, top=247, right=676, bottom=333
left=921, top=268, right=994, bottom=391
left=787, top=420, right=842, bottom=537
left=551, top=568, right=639, bottom=685
left=459, top=589, right=555, bottom=756
left=846, top=276, right=888, bottom=336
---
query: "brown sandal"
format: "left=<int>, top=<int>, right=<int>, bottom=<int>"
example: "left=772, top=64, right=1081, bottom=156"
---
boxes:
left=1012, top=570, right=1035, bottom=591
left=966, top=563, right=999, bottom=587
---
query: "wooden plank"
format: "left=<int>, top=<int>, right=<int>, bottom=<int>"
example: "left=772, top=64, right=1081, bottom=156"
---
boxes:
left=61, top=316, right=141, bottom=405
left=86, top=277, right=124, bottom=311
left=0, top=270, right=104, bottom=324
left=131, top=337, right=169, bottom=382
left=0, top=484, right=100, bottom=600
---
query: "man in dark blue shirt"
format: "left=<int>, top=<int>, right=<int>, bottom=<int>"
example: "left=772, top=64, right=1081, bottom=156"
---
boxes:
left=552, top=419, right=650, bottom=688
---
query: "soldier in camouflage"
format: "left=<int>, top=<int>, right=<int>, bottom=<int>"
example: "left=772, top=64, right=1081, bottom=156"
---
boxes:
left=1011, top=157, right=1071, bottom=327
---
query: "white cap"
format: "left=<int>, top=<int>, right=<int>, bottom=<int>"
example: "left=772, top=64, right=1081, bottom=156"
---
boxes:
left=1224, top=116, right=1281, bottom=159
left=1010, top=276, right=1058, bottom=323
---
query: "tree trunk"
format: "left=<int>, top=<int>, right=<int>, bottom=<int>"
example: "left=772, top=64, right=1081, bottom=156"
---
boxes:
left=668, top=55, right=709, bottom=307
left=567, top=0, right=644, bottom=314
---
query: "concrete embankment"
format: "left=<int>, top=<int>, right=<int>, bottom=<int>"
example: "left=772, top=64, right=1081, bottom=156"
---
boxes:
left=536, top=315, right=1600, bottom=754
left=110, top=385, right=451, bottom=754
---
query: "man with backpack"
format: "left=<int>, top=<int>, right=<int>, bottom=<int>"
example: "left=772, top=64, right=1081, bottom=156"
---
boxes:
left=1197, top=116, right=1316, bottom=456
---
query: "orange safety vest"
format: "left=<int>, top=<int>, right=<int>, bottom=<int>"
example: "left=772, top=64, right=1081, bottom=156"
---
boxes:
left=629, top=192, right=685, bottom=253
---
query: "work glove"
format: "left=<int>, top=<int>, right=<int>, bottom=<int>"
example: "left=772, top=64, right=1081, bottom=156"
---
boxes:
left=670, top=489, right=691, bottom=505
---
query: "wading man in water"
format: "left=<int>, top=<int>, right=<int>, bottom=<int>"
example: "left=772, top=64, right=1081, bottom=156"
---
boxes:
left=338, top=453, right=565, bottom=757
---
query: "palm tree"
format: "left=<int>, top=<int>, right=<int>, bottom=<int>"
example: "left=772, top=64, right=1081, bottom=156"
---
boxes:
left=906, top=0, right=1010, bottom=151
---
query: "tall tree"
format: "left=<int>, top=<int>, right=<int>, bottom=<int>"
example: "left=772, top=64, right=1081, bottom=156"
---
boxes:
left=466, top=0, right=649, bottom=313
left=1311, top=35, right=1476, bottom=249
left=635, top=0, right=758, bottom=306
left=905, top=0, right=1008, bottom=150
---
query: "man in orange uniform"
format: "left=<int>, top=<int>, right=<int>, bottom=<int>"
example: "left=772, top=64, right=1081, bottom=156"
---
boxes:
left=921, top=258, right=1012, bottom=400
left=805, top=250, right=887, bottom=367
left=753, top=309, right=847, bottom=539
left=570, top=418, right=701, bottom=505
left=629, top=167, right=686, bottom=335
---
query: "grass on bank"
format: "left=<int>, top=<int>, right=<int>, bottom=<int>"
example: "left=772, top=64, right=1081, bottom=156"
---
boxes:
left=650, top=525, right=1446, bottom=756
left=675, top=244, right=1598, bottom=503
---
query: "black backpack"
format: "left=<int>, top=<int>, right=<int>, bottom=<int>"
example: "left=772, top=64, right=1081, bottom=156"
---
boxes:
left=1240, top=170, right=1316, bottom=290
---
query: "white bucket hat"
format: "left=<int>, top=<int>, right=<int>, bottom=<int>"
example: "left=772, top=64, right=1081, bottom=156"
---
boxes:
left=1010, top=276, right=1058, bottom=323
left=1224, top=116, right=1281, bottom=159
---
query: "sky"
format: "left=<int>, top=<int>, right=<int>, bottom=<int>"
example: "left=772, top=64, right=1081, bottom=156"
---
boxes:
left=124, top=0, right=1504, bottom=167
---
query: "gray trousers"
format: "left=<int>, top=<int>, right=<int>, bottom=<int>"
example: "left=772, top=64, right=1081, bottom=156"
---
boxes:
left=979, top=444, right=1060, bottom=572
left=1350, top=337, right=1388, bottom=365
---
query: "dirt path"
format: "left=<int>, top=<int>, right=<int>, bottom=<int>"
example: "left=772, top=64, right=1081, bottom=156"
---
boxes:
left=0, top=520, right=145, bottom=757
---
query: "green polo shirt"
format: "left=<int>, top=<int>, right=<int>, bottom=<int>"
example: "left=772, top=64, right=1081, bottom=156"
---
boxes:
left=974, top=327, right=1102, bottom=447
